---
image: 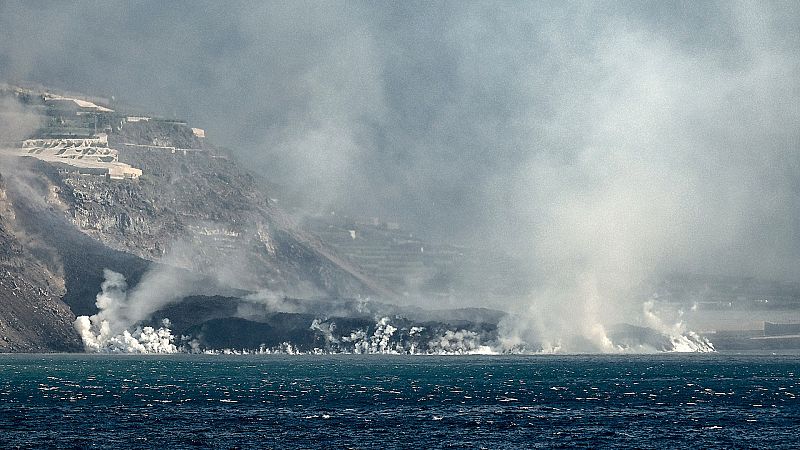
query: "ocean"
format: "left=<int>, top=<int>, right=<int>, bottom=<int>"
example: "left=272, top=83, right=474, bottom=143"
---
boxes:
left=1, top=354, right=798, bottom=448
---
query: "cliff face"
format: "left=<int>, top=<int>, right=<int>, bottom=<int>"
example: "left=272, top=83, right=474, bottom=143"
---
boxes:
left=61, top=143, right=379, bottom=298
left=0, top=174, right=82, bottom=352
left=0, top=120, right=391, bottom=352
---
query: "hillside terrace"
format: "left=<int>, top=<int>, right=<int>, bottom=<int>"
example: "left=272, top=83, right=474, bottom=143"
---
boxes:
left=304, top=216, right=530, bottom=298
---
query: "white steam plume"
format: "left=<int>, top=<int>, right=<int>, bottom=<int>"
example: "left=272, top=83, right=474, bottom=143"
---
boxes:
left=74, top=269, right=180, bottom=353
left=492, top=8, right=798, bottom=353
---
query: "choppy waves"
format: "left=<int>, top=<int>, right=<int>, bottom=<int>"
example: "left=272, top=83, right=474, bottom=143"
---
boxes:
left=0, top=354, right=797, bottom=448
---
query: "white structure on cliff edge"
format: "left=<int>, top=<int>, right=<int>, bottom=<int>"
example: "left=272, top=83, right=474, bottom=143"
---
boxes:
left=1, top=133, right=142, bottom=180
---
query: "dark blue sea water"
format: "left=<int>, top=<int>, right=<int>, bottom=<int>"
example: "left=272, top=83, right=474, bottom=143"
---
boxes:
left=0, top=354, right=798, bottom=449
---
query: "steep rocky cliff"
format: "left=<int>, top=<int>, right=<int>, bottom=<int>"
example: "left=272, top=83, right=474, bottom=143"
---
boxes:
left=0, top=118, right=395, bottom=351
left=0, top=172, right=81, bottom=351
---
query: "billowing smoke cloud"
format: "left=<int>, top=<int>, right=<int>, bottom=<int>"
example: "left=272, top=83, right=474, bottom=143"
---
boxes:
left=492, top=4, right=800, bottom=351
left=2, top=3, right=797, bottom=247
left=4, top=2, right=800, bottom=351
left=73, top=235, right=260, bottom=352
left=74, top=269, right=180, bottom=353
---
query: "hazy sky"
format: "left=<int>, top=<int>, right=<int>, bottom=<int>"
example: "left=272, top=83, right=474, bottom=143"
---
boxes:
left=2, top=0, right=799, bottom=285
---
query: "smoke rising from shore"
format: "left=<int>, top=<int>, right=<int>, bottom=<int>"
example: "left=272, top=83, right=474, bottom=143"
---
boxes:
left=74, top=269, right=179, bottom=353
left=4, top=2, right=800, bottom=351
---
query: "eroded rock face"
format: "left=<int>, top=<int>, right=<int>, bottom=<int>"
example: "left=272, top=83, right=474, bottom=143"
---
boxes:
left=0, top=173, right=82, bottom=352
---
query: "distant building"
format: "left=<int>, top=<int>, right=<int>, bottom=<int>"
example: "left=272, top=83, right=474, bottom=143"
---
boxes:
left=2, top=134, right=142, bottom=180
left=107, top=164, right=143, bottom=180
